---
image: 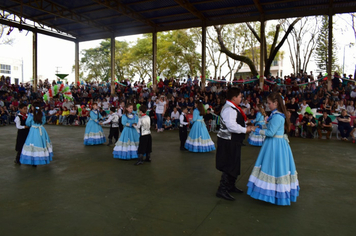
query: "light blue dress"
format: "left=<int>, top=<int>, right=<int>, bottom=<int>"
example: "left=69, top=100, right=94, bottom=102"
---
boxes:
left=247, top=109, right=300, bottom=206
left=248, top=112, right=266, bottom=146
left=113, top=113, right=140, bottom=159
left=20, top=113, right=53, bottom=165
left=84, top=110, right=106, bottom=145
left=185, top=109, right=215, bottom=152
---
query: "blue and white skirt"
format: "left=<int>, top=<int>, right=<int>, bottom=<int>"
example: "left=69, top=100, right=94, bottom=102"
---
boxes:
left=20, top=125, right=53, bottom=165
left=185, top=120, right=215, bottom=152
left=113, top=127, right=139, bottom=159
left=84, top=120, right=106, bottom=145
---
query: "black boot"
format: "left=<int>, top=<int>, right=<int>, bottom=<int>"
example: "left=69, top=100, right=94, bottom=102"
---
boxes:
left=216, top=173, right=235, bottom=201
left=134, top=154, right=144, bottom=166
left=107, top=139, right=113, bottom=146
left=144, top=153, right=151, bottom=162
left=227, top=175, right=243, bottom=193
left=14, top=152, right=21, bottom=165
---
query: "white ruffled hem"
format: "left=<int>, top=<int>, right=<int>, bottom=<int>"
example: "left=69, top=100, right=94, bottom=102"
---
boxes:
left=248, top=175, right=299, bottom=193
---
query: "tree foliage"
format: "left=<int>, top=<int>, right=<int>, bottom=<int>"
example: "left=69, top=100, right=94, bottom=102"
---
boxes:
left=314, top=16, right=338, bottom=72
left=282, top=17, right=320, bottom=75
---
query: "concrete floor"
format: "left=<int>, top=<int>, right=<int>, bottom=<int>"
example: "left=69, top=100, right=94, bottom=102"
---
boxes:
left=0, top=124, right=355, bottom=236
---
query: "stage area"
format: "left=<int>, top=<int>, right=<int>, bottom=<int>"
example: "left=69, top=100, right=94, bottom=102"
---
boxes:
left=0, top=125, right=355, bottom=236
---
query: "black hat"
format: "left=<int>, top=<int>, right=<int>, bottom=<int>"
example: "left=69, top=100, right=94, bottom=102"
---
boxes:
left=110, top=107, right=116, bottom=112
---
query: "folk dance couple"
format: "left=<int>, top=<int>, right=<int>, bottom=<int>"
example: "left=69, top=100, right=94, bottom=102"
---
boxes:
left=216, top=89, right=300, bottom=206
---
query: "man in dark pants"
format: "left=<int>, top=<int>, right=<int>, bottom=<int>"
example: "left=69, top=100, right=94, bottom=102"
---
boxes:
left=215, top=88, right=254, bottom=201
left=179, top=107, right=189, bottom=150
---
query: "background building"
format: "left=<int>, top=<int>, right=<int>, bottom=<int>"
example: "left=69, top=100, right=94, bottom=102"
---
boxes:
left=0, top=57, right=23, bottom=84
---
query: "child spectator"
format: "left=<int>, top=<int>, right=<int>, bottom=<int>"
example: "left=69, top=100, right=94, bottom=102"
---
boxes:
left=59, top=107, right=69, bottom=125
left=204, top=108, right=214, bottom=129
left=317, top=110, right=332, bottom=139
left=164, top=116, right=173, bottom=130
left=171, top=107, right=180, bottom=128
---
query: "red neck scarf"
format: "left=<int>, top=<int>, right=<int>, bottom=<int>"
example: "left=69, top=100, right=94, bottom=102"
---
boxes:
left=141, top=113, right=146, bottom=117
left=20, top=113, right=27, bottom=120
left=227, top=100, right=247, bottom=121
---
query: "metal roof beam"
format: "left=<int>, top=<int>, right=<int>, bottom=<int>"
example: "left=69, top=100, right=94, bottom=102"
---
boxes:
left=173, top=0, right=206, bottom=21
left=0, top=17, right=76, bottom=41
left=253, top=0, right=264, bottom=15
left=9, top=0, right=112, bottom=33
left=91, top=0, right=157, bottom=28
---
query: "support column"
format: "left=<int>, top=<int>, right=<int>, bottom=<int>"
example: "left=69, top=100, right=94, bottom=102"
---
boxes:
left=111, top=35, right=116, bottom=96
left=327, top=12, right=333, bottom=91
left=75, top=40, right=79, bottom=84
left=152, top=31, right=157, bottom=92
left=32, top=32, right=38, bottom=92
left=201, top=24, right=207, bottom=90
left=259, top=17, right=265, bottom=89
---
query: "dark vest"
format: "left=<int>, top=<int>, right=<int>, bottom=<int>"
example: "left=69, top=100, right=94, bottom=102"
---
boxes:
left=231, top=107, right=246, bottom=142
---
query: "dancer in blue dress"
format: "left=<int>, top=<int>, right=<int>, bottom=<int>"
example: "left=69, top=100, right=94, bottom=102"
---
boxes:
left=248, top=104, right=267, bottom=146
left=185, top=101, right=215, bottom=152
left=247, top=93, right=300, bottom=206
left=113, top=103, right=140, bottom=159
left=84, top=103, right=106, bottom=145
left=20, top=103, right=53, bottom=166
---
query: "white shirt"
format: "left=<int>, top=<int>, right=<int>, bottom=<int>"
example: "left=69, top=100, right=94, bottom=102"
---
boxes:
left=14, top=114, right=26, bottom=129
left=179, top=113, right=189, bottom=126
left=171, top=111, right=180, bottom=120
left=220, top=101, right=247, bottom=134
left=102, top=101, right=109, bottom=110
left=350, top=91, right=356, bottom=98
left=117, top=107, right=124, bottom=118
left=155, top=100, right=166, bottom=114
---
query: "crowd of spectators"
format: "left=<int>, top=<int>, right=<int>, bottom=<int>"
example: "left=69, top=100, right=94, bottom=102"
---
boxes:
left=1, top=71, right=356, bottom=142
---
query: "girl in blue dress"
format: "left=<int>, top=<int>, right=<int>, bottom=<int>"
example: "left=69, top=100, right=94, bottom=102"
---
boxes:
left=20, top=103, right=53, bottom=166
left=185, top=101, right=215, bottom=152
left=247, top=93, right=300, bottom=206
left=84, top=103, right=106, bottom=145
left=113, top=103, right=140, bottom=159
left=248, top=104, right=267, bottom=146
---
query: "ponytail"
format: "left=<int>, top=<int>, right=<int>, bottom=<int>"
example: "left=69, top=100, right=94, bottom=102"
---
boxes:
left=267, top=93, right=290, bottom=132
left=32, top=102, right=43, bottom=124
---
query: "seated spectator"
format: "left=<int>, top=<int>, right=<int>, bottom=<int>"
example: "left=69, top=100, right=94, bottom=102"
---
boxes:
left=79, top=106, right=89, bottom=125
left=47, top=107, right=58, bottom=124
left=247, top=108, right=256, bottom=120
left=204, top=108, right=214, bottom=129
left=335, top=100, right=346, bottom=113
left=303, top=113, right=316, bottom=138
left=59, top=107, right=69, bottom=125
left=163, top=116, right=173, bottom=130
left=317, top=110, right=332, bottom=139
left=171, top=107, right=180, bottom=129
left=149, top=106, right=157, bottom=129
left=99, top=107, right=107, bottom=118
left=346, top=100, right=355, bottom=116
left=337, top=109, right=352, bottom=141
left=0, top=106, right=9, bottom=125
left=68, top=106, right=78, bottom=125
left=351, top=119, right=356, bottom=143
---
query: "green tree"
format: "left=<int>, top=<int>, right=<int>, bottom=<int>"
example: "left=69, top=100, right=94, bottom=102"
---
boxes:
left=314, top=16, right=338, bottom=72
left=215, top=18, right=301, bottom=77
left=79, top=39, right=132, bottom=82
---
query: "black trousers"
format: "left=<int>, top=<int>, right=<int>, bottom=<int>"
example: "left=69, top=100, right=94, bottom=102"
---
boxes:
left=108, top=127, right=119, bottom=142
left=216, top=137, right=242, bottom=178
left=179, top=126, right=187, bottom=148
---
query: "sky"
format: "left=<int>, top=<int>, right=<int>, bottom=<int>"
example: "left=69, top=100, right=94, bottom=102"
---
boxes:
left=1, top=14, right=355, bottom=84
